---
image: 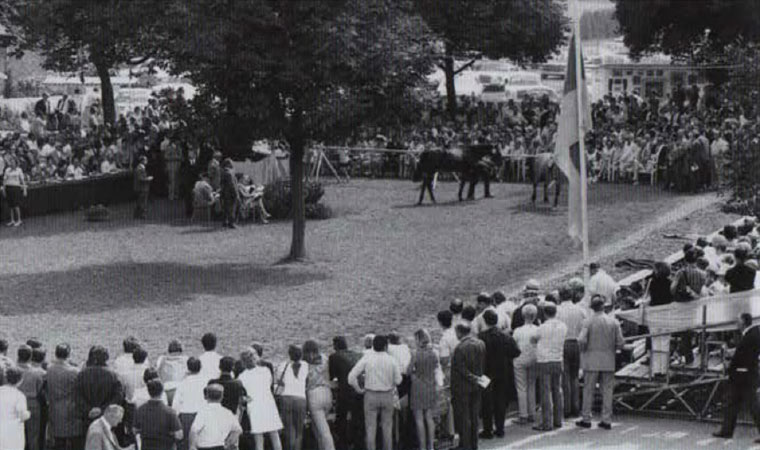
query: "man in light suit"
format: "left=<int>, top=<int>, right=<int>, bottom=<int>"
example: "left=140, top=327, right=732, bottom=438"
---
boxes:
left=713, top=313, right=760, bottom=441
left=576, top=296, right=625, bottom=430
left=85, top=404, right=132, bottom=450
left=450, top=323, right=485, bottom=450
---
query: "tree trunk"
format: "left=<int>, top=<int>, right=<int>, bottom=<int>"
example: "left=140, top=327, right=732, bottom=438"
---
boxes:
left=288, top=108, right=306, bottom=261
left=94, top=60, right=116, bottom=127
left=444, top=45, right=457, bottom=118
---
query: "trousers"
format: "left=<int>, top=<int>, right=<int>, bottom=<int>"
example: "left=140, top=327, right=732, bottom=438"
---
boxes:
left=451, top=389, right=481, bottom=450
left=538, top=361, right=563, bottom=430
left=364, top=391, right=394, bottom=450
left=514, top=363, right=537, bottom=420
left=718, top=372, right=760, bottom=437
left=582, top=370, right=615, bottom=424
left=481, top=378, right=507, bottom=434
left=562, top=340, right=581, bottom=417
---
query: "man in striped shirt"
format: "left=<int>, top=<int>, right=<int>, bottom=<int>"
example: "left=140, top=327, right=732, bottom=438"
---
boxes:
left=670, top=249, right=706, bottom=365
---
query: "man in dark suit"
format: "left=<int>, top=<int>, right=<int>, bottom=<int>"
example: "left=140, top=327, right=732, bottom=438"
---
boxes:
left=714, top=313, right=760, bottom=441
left=477, top=310, right=520, bottom=439
left=329, top=336, right=364, bottom=450
left=34, top=93, right=50, bottom=120
left=208, top=356, right=247, bottom=415
left=46, top=344, right=84, bottom=450
left=75, top=346, right=124, bottom=428
left=219, top=158, right=240, bottom=229
left=133, top=156, right=152, bottom=219
left=451, top=323, right=486, bottom=450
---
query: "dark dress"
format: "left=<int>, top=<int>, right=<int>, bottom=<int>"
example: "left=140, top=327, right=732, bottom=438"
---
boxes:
left=648, top=276, right=673, bottom=306
left=408, top=347, right=438, bottom=410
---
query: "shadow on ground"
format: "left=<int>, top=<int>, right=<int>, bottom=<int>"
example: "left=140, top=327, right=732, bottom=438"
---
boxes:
left=0, top=262, right=329, bottom=315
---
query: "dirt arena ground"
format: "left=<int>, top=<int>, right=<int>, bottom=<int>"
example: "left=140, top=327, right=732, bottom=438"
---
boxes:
left=0, top=179, right=735, bottom=362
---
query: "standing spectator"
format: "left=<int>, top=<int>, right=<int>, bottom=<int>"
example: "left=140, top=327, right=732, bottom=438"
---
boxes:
left=472, top=293, right=496, bottom=335
left=512, top=304, right=539, bottom=425
left=156, top=341, right=188, bottom=405
left=188, top=385, right=242, bottom=450
left=586, top=263, right=618, bottom=306
left=133, top=369, right=168, bottom=410
left=2, top=156, right=28, bottom=227
left=450, top=324, right=485, bottom=450
left=276, top=346, right=308, bottom=450
left=119, top=348, right=150, bottom=413
left=576, top=296, right=625, bottom=430
left=449, top=299, right=464, bottom=326
left=302, top=341, right=335, bottom=450
left=492, top=291, right=514, bottom=331
left=387, top=333, right=412, bottom=375
left=133, top=156, right=152, bottom=220
left=670, top=249, right=706, bottom=365
left=208, top=357, right=246, bottom=416
left=0, top=339, right=13, bottom=378
left=725, top=244, right=756, bottom=293
left=172, top=358, right=205, bottom=450
left=207, top=152, right=222, bottom=192
left=647, top=262, right=674, bottom=376
left=16, top=346, right=44, bottom=450
left=557, top=287, right=587, bottom=419
left=435, top=311, right=457, bottom=441
left=75, top=346, right=124, bottom=428
left=532, top=302, right=567, bottom=432
left=237, top=350, right=282, bottom=450
left=713, top=313, right=760, bottom=441
left=84, top=404, right=129, bottom=450
left=348, top=335, right=402, bottom=450
left=219, top=158, right=239, bottom=229
left=0, top=368, right=31, bottom=450
left=133, top=380, right=183, bottom=450
left=328, top=337, right=363, bottom=450
left=162, top=135, right=182, bottom=201
left=477, top=311, right=520, bottom=439
left=198, top=334, right=221, bottom=382
left=34, top=93, right=50, bottom=120
left=408, top=329, right=439, bottom=450
left=46, top=344, right=84, bottom=450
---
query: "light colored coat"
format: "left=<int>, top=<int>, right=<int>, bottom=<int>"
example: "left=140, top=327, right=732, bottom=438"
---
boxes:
left=84, top=417, right=122, bottom=450
left=579, top=312, right=625, bottom=372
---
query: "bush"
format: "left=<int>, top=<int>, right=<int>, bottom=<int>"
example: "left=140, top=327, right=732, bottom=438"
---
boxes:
left=262, top=180, right=331, bottom=220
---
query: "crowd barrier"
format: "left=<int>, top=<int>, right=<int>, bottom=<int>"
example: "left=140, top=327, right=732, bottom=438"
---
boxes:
left=0, top=172, right=134, bottom=220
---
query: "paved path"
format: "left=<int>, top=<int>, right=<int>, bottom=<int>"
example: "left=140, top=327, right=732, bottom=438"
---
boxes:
left=481, top=414, right=758, bottom=449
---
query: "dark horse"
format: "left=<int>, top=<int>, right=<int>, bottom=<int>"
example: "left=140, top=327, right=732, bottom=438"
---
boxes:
left=413, top=144, right=501, bottom=204
left=526, top=152, right=562, bottom=207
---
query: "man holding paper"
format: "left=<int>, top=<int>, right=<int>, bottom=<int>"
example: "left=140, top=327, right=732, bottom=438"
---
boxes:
left=450, top=324, right=486, bottom=450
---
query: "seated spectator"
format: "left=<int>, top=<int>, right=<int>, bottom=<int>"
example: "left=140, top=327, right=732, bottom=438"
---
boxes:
left=238, top=175, right=271, bottom=224
left=725, top=244, right=756, bottom=293
left=192, top=174, right=218, bottom=218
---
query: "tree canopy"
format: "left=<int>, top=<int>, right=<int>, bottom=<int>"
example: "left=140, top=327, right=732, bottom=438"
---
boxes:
left=415, top=0, right=567, bottom=114
left=161, top=0, right=436, bottom=260
left=615, top=0, right=760, bottom=58
left=8, top=0, right=166, bottom=126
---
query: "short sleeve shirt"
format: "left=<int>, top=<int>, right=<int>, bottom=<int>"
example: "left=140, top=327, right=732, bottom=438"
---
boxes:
left=134, top=399, right=182, bottom=450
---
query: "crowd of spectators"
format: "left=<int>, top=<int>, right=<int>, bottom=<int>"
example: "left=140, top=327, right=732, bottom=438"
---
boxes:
left=0, top=215, right=759, bottom=450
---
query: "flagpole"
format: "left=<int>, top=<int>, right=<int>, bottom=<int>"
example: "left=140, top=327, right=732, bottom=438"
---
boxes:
left=573, top=1, right=591, bottom=284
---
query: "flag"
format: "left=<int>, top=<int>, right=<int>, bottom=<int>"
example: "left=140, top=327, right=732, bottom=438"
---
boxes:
left=554, top=32, right=592, bottom=244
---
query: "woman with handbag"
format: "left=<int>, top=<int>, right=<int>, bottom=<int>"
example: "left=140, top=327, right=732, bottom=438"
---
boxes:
left=275, top=345, right=308, bottom=450
left=303, top=340, right=336, bottom=450
left=238, top=349, right=283, bottom=450
left=408, top=329, right=439, bottom=450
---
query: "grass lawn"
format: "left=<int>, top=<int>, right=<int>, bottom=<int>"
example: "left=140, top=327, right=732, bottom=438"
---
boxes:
left=0, top=179, right=732, bottom=362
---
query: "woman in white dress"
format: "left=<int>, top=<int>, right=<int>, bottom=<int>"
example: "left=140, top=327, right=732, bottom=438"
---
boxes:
left=0, top=368, right=31, bottom=450
left=238, top=349, right=283, bottom=450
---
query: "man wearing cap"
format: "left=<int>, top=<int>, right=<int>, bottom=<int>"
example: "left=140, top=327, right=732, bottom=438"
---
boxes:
left=133, top=156, right=152, bottom=219
left=725, top=244, right=756, bottom=293
left=188, top=384, right=242, bottom=450
left=576, top=296, right=624, bottom=430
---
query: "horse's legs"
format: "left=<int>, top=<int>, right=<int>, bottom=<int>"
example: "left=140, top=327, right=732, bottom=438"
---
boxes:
left=427, top=178, right=436, bottom=203
left=531, top=182, right=537, bottom=204
left=543, top=179, right=549, bottom=203
left=467, top=177, right=477, bottom=200
left=554, top=174, right=561, bottom=207
left=484, top=175, right=493, bottom=198
left=458, top=178, right=465, bottom=201
left=417, top=175, right=427, bottom=205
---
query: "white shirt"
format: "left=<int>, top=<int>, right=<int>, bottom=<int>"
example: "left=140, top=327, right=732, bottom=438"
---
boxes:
left=277, top=362, right=308, bottom=399
left=587, top=270, right=619, bottom=303
left=0, top=385, right=29, bottom=450
left=198, top=351, right=222, bottom=382
left=387, top=344, right=412, bottom=373
left=438, top=328, right=459, bottom=360
left=112, top=353, right=134, bottom=375
left=173, top=373, right=208, bottom=414
left=118, top=362, right=149, bottom=404
left=190, top=402, right=242, bottom=449
left=513, top=324, right=539, bottom=367
left=348, top=351, right=402, bottom=393
left=556, top=301, right=588, bottom=340
left=536, top=318, right=567, bottom=363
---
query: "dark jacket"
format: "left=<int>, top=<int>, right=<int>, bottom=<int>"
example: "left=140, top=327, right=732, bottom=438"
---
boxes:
left=133, top=164, right=150, bottom=193
left=209, top=373, right=247, bottom=414
left=47, top=361, right=84, bottom=438
left=730, top=325, right=760, bottom=378
left=477, top=327, right=520, bottom=381
left=75, top=366, right=124, bottom=421
left=725, top=263, right=756, bottom=294
left=450, top=335, right=486, bottom=397
left=329, top=349, right=362, bottom=401
left=220, top=168, right=239, bottom=202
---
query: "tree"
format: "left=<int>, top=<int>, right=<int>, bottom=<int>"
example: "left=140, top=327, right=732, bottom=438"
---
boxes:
left=162, top=0, right=435, bottom=260
left=8, top=0, right=165, bottom=126
left=415, top=0, right=567, bottom=115
left=614, top=0, right=760, bottom=59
